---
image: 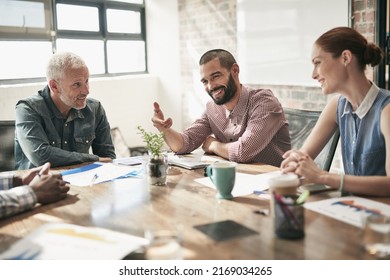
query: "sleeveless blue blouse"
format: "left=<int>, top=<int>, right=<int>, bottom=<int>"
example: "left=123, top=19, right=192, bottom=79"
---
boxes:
left=337, top=88, right=390, bottom=176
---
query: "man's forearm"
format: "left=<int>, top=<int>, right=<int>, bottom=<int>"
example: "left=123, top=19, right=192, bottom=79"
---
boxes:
left=207, top=141, right=229, bottom=159
left=161, top=128, right=184, bottom=152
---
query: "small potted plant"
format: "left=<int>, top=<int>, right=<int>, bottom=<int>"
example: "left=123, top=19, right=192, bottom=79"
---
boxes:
left=137, top=125, right=168, bottom=186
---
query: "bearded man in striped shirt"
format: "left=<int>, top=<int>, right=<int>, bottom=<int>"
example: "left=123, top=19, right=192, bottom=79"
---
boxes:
left=152, top=49, right=291, bottom=167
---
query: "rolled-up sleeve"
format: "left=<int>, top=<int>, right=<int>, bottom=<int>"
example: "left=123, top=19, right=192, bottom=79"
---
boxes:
left=228, top=94, right=287, bottom=163
left=177, top=112, right=213, bottom=154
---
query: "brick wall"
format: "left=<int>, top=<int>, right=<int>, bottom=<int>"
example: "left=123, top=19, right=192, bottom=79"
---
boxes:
left=178, top=0, right=237, bottom=128
left=352, top=0, right=377, bottom=80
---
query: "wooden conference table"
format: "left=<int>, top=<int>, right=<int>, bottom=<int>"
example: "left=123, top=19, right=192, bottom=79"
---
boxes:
left=0, top=161, right=388, bottom=260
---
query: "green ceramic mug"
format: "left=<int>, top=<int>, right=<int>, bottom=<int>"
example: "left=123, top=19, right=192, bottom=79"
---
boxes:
left=206, top=162, right=237, bottom=199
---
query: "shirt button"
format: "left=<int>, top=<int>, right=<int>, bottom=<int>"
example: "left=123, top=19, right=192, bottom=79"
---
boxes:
left=86, top=140, right=89, bottom=143
left=65, top=123, right=68, bottom=127
left=64, top=141, right=67, bottom=144
left=52, top=141, right=55, bottom=145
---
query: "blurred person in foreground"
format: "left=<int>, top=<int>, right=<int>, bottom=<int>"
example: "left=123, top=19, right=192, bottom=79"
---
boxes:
left=0, top=162, right=69, bottom=219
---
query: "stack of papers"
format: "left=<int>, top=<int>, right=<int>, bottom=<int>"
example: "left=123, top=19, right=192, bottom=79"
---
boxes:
left=0, top=223, right=148, bottom=260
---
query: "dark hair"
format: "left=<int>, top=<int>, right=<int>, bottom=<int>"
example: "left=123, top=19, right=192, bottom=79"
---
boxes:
left=315, top=27, right=384, bottom=70
left=199, top=49, right=236, bottom=70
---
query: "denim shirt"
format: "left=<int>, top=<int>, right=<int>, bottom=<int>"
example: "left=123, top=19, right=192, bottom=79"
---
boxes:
left=15, top=86, right=116, bottom=169
left=337, top=85, right=390, bottom=176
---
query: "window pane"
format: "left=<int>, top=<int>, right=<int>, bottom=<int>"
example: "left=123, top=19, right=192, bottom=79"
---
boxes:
left=107, top=40, right=145, bottom=73
left=56, top=39, right=105, bottom=74
left=107, top=9, right=141, bottom=33
left=0, top=41, right=52, bottom=80
left=56, top=4, right=99, bottom=31
left=0, top=0, right=45, bottom=28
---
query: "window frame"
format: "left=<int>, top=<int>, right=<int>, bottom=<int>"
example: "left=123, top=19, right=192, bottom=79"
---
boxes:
left=0, top=0, right=146, bottom=84
left=0, top=0, right=53, bottom=40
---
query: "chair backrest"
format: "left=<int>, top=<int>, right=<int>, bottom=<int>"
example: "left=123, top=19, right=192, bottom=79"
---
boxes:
left=110, top=127, right=131, bottom=158
left=283, top=108, right=340, bottom=171
left=0, top=120, right=16, bottom=172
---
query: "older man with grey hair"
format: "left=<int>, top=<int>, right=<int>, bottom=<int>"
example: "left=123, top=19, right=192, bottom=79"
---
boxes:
left=15, top=52, right=116, bottom=169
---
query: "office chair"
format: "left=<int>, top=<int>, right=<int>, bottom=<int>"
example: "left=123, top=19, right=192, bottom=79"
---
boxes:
left=283, top=108, right=340, bottom=171
left=0, top=120, right=16, bottom=172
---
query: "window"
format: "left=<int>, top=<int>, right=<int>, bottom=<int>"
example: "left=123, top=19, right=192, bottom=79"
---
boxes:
left=106, top=8, right=141, bottom=33
left=56, top=39, right=105, bottom=74
left=0, top=0, right=51, bottom=38
left=56, top=4, right=100, bottom=32
left=0, top=0, right=146, bottom=83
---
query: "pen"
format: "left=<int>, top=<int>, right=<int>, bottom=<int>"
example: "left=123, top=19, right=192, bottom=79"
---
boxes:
left=253, top=209, right=269, bottom=216
left=253, top=190, right=267, bottom=195
left=296, top=190, right=309, bottom=204
left=90, top=174, right=98, bottom=185
left=273, top=193, right=300, bottom=230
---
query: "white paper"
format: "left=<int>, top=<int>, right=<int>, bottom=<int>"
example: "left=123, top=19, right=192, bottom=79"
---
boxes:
left=304, top=196, right=390, bottom=228
left=0, top=223, right=149, bottom=260
left=62, top=162, right=143, bottom=186
left=195, top=170, right=281, bottom=197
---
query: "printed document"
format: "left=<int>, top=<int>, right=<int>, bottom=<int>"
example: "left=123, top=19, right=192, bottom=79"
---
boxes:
left=62, top=162, right=143, bottom=186
left=304, top=196, right=390, bottom=228
left=0, top=223, right=148, bottom=260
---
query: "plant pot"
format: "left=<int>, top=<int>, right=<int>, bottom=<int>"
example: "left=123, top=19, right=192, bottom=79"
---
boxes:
left=147, top=153, right=168, bottom=186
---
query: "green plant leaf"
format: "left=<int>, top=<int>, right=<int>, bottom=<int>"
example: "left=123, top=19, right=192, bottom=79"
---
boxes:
left=137, top=125, right=165, bottom=157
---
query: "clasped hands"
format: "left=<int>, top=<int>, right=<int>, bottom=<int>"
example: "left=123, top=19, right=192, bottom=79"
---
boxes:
left=18, top=162, right=70, bottom=204
left=281, top=149, right=323, bottom=184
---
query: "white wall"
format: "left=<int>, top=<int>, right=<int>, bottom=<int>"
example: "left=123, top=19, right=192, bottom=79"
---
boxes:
left=145, top=0, right=182, bottom=131
left=237, top=0, right=349, bottom=86
left=0, top=0, right=182, bottom=148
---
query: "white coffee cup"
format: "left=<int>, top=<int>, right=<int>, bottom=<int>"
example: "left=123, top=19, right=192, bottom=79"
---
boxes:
left=268, top=173, right=300, bottom=195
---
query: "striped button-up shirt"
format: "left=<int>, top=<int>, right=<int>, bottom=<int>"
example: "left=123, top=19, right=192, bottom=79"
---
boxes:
left=178, top=85, right=291, bottom=166
left=0, top=173, right=37, bottom=219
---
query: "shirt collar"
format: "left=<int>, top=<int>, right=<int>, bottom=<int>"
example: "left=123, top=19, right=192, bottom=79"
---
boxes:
left=354, top=82, right=379, bottom=118
left=341, top=82, right=379, bottom=119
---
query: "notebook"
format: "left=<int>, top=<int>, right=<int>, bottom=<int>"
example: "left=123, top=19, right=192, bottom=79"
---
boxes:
left=168, top=153, right=210, bottom=170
